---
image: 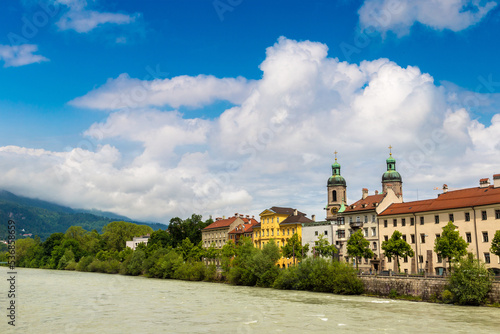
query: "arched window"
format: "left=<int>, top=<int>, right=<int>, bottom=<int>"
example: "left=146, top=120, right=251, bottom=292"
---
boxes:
left=332, top=190, right=337, bottom=202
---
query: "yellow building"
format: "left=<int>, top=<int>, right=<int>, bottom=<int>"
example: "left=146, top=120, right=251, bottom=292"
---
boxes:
left=253, top=206, right=313, bottom=267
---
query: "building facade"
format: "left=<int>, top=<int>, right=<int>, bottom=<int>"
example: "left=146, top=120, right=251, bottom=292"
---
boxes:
left=202, top=214, right=258, bottom=249
left=126, top=235, right=150, bottom=250
left=253, top=206, right=313, bottom=267
left=378, top=175, right=500, bottom=274
left=301, top=220, right=337, bottom=258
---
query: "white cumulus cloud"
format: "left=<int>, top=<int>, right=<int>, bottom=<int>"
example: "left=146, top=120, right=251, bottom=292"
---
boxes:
left=69, top=73, right=256, bottom=110
left=359, top=0, right=498, bottom=36
left=1, top=37, right=499, bottom=222
left=56, top=0, right=138, bottom=33
left=0, top=44, right=49, bottom=67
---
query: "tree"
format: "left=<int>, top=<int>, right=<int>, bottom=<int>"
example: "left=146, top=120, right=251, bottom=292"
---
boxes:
left=434, top=221, right=468, bottom=273
left=448, top=254, right=492, bottom=305
left=346, top=230, right=374, bottom=270
left=313, top=233, right=337, bottom=259
left=102, top=221, right=153, bottom=251
left=490, top=230, right=500, bottom=257
left=281, top=234, right=308, bottom=264
left=381, top=230, right=414, bottom=273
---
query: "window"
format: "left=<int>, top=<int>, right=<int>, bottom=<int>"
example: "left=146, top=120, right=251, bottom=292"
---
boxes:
left=411, top=234, right=415, bottom=244
left=271, top=229, right=274, bottom=236
left=387, top=256, right=392, bottom=263
left=364, top=215, right=368, bottom=223
left=315, top=231, right=318, bottom=236
left=272, top=217, right=274, bottom=223
left=364, top=228, right=368, bottom=237
left=437, top=254, right=442, bottom=263
left=496, top=210, right=500, bottom=219
left=324, top=230, right=328, bottom=235
left=292, top=228, right=295, bottom=234
left=277, top=230, right=280, bottom=236
left=277, top=241, right=280, bottom=247
left=287, top=229, right=290, bottom=235
left=410, top=217, right=415, bottom=226
left=393, top=219, right=397, bottom=227
left=466, top=232, right=472, bottom=243
left=372, top=241, right=377, bottom=250
left=434, top=215, right=439, bottom=224
left=267, top=230, right=269, bottom=236
left=384, top=235, right=388, bottom=241
left=483, top=232, right=489, bottom=242
left=372, top=215, right=376, bottom=223
left=337, top=217, right=345, bottom=225
left=349, top=217, right=353, bottom=223
left=419, top=255, right=424, bottom=263
left=277, top=217, right=280, bottom=223
left=485, top=253, right=491, bottom=264
left=420, top=217, right=424, bottom=225
left=356, top=216, right=360, bottom=222
left=436, top=233, right=440, bottom=240
left=401, top=218, right=406, bottom=227
left=403, top=256, right=408, bottom=263
left=332, top=190, right=337, bottom=202
left=402, top=234, right=407, bottom=242
left=449, top=213, right=454, bottom=222
left=384, top=220, right=388, bottom=228
left=482, top=211, right=487, bottom=220
left=420, top=234, right=426, bottom=243
left=371, top=227, right=376, bottom=237
left=338, top=230, right=345, bottom=238
left=465, top=212, right=470, bottom=222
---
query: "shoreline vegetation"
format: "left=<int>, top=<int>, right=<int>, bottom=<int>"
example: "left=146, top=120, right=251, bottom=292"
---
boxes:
left=1, top=217, right=496, bottom=306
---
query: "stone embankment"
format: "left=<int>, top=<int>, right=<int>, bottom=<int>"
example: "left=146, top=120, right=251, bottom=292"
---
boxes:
left=359, top=275, right=500, bottom=303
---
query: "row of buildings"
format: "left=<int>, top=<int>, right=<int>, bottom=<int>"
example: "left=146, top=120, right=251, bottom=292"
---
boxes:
left=202, top=150, right=500, bottom=274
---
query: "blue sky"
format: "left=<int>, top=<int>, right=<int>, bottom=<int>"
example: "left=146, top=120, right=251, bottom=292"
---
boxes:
left=1, top=0, right=500, bottom=223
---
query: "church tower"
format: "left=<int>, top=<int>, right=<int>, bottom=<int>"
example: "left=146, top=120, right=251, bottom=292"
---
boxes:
left=381, top=146, right=403, bottom=198
left=326, top=151, right=346, bottom=221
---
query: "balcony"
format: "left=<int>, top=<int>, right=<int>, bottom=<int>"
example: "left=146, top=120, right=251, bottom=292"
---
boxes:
left=349, top=221, right=364, bottom=229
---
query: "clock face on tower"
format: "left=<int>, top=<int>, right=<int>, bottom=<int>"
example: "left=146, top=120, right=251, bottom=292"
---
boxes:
left=330, top=207, right=338, bottom=214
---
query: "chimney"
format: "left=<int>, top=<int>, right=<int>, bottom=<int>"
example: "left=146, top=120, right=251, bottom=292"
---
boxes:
left=494, top=174, right=500, bottom=188
left=443, top=184, right=448, bottom=193
left=235, top=213, right=238, bottom=217
left=362, top=188, right=368, bottom=199
left=293, top=209, right=298, bottom=216
left=312, top=214, right=316, bottom=222
left=223, top=215, right=226, bottom=219
left=375, top=190, right=379, bottom=195
left=480, top=178, right=490, bottom=188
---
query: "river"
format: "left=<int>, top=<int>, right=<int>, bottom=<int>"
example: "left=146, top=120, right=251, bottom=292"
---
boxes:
left=1, top=267, right=499, bottom=333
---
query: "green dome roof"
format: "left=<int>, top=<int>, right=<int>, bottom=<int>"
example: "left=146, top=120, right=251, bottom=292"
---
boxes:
left=386, top=156, right=395, bottom=164
left=328, top=175, right=346, bottom=186
left=382, top=170, right=402, bottom=183
left=331, top=161, right=341, bottom=169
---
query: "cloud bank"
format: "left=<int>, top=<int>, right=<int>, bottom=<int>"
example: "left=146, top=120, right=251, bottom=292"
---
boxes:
left=1, top=37, right=499, bottom=222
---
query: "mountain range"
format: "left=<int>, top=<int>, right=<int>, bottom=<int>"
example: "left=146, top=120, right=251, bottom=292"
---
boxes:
left=0, top=190, right=167, bottom=240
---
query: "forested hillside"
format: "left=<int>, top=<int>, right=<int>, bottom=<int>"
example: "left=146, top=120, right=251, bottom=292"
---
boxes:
left=0, top=190, right=167, bottom=240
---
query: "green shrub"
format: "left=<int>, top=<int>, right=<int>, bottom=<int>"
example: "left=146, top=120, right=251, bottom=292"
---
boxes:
left=389, top=289, right=399, bottom=298
left=76, top=255, right=94, bottom=272
left=441, top=290, right=453, bottom=304
left=448, top=255, right=492, bottom=305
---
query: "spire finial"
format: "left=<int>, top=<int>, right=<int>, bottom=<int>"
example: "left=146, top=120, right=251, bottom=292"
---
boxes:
left=334, top=150, right=338, bottom=162
left=388, top=145, right=392, bottom=157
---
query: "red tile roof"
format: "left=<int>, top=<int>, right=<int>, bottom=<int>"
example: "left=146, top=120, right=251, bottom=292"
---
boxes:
left=379, top=185, right=500, bottom=216
left=228, top=219, right=259, bottom=234
left=204, top=216, right=257, bottom=230
left=343, top=194, right=386, bottom=213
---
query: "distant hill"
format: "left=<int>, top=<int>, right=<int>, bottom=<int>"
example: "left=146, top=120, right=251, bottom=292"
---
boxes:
left=0, top=190, right=167, bottom=241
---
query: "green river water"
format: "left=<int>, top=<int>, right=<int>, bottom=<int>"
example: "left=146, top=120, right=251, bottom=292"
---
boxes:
left=1, top=267, right=499, bottom=333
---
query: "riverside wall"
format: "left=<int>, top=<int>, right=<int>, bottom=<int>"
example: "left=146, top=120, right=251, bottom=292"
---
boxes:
left=359, top=276, right=500, bottom=303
